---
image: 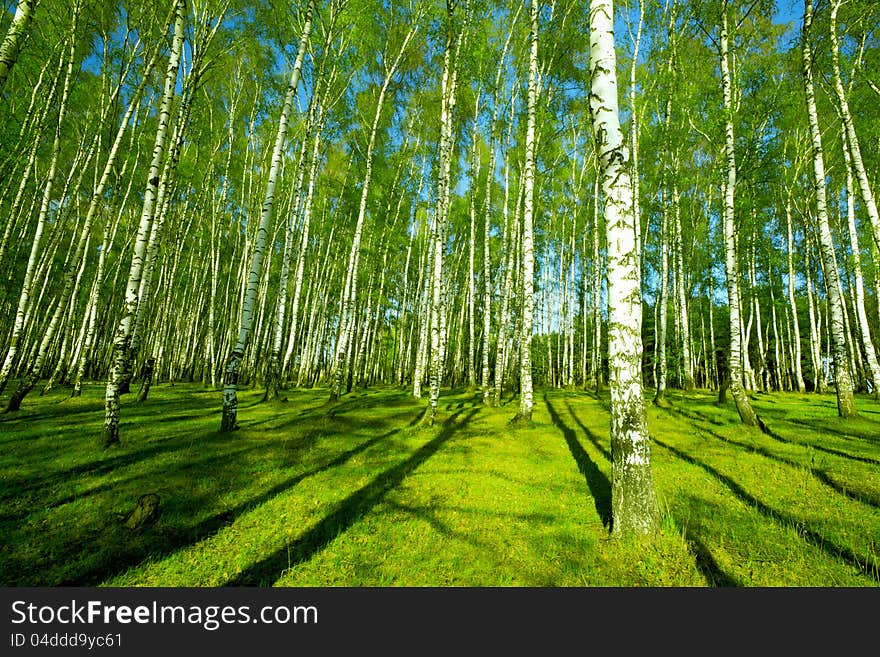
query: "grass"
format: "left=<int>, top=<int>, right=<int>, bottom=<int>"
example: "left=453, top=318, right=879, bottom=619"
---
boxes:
left=0, top=381, right=878, bottom=587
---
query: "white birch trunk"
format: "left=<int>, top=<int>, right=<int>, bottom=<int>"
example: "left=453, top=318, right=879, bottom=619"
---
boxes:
left=220, top=0, right=314, bottom=432
left=829, top=0, right=880, bottom=263
left=330, top=20, right=417, bottom=403
left=719, top=4, right=758, bottom=425
left=515, top=0, right=538, bottom=422
left=785, top=193, right=806, bottom=392
left=103, top=0, right=186, bottom=444
left=589, top=0, right=658, bottom=537
left=802, top=0, right=857, bottom=418
left=425, top=4, right=463, bottom=423
left=0, top=0, right=37, bottom=93
left=841, top=132, right=880, bottom=398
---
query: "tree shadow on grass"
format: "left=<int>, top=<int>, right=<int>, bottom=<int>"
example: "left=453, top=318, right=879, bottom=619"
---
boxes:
left=74, top=427, right=415, bottom=586
left=658, top=405, right=880, bottom=510
left=224, top=407, right=481, bottom=586
left=652, top=436, right=879, bottom=583
left=685, top=533, right=740, bottom=587
left=1, top=393, right=428, bottom=586
left=0, top=439, right=202, bottom=505
left=383, top=499, right=487, bottom=551
left=668, top=495, right=741, bottom=587
left=564, top=401, right=612, bottom=462
left=672, top=400, right=880, bottom=460
left=544, top=395, right=612, bottom=530
left=2, top=416, right=425, bottom=586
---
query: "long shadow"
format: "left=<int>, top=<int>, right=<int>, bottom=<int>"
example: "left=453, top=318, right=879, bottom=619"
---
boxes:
left=759, top=422, right=880, bottom=464
left=1, top=432, right=322, bottom=524
left=544, top=396, right=612, bottom=530
left=753, top=404, right=880, bottom=443
left=652, top=436, right=879, bottom=583
left=0, top=402, right=106, bottom=429
left=564, top=401, right=612, bottom=462
left=61, top=426, right=415, bottom=587
left=225, top=407, right=480, bottom=586
left=383, top=499, right=486, bottom=550
left=685, top=532, right=740, bottom=587
left=659, top=405, right=880, bottom=509
left=0, top=438, right=203, bottom=503
left=671, top=404, right=880, bottom=464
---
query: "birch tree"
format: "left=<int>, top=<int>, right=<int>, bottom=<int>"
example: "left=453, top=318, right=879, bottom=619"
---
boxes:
left=589, top=0, right=658, bottom=537
left=719, top=1, right=758, bottom=426
left=220, top=0, right=314, bottom=432
left=513, top=0, right=538, bottom=423
left=103, top=0, right=187, bottom=445
left=801, top=0, right=856, bottom=418
left=423, top=0, right=464, bottom=424
left=330, top=8, right=419, bottom=404
left=0, top=0, right=38, bottom=94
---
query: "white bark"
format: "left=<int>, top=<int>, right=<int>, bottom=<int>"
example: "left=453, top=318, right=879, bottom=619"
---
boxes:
left=829, top=0, right=880, bottom=259
left=0, top=0, right=38, bottom=93
left=784, top=191, right=806, bottom=392
left=589, top=0, right=658, bottom=537
left=802, top=0, right=856, bottom=418
left=841, top=133, right=880, bottom=397
left=331, top=19, right=417, bottom=402
left=425, top=3, right=463, bottom=423
left=103, top=0, right=186, bottom=444
left=719, top=4, right=758, bottom=425
left=516, top=0, right=538, bottom=422
left=221, top=0, right=314, bottom=431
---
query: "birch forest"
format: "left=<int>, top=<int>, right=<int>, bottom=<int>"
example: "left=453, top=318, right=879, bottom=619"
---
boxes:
left=2, top=0, right=880, bottom=587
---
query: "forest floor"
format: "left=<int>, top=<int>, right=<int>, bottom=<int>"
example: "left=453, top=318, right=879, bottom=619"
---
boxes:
left=1, top=382, right=878, bottom=587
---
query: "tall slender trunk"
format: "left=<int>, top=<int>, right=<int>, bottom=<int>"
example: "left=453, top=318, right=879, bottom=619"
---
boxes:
left=331, top=19, right=417, bottom=403
left=802, top=0, right=856, bottom=417
left=841, top=130, right=880, bottom=398
left=492, top=85, right=519, bottom=406
left=425, top=2, right=464, bottom=423
left=804, top=238, right=824, bottom=392
left=220, top=0, right=314, bottom=432
left=785, top=190, right=806, bottom=392
left=481, top=8, right=520, bottom=404
left=589, top=0, right=658, bottom=537
left=708, top=274, right=718, bottom=390
left=673, top=182, right=693, bottom=389
left=590, top=172, right=603, bottom=392
left=514, top=0, right=538, bottom=423
left=719, top=3, right=758, bottom=425
left=829, top=0, right=880, bottom=262
left=629, top=0, right=644, bottom=282
left=0, top=0, right=38, bottom=93
left=654, top=187, right=669, bottom=404
left=0, top=41, right=67, bottom=395
left=467, top=90, right=480, bottom=390
left=103, top=0, right=186, bottom=444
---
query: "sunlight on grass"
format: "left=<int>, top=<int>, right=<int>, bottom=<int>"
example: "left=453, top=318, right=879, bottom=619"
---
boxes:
left=1, top=383, right=877, bottom=587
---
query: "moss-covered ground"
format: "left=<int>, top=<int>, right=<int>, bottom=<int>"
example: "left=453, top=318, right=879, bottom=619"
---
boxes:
left=1, top=383, right=877, bottom=586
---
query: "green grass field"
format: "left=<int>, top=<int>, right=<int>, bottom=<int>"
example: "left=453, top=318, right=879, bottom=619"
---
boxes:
left=1, top=383, right=878, bottom=587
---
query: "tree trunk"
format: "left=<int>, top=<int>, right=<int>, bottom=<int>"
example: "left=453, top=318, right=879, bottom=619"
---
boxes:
left=589, top=0, right=659, bottom=537
left=331, top=19, right=417, bottom=403
left=802, top=0, right=857, bottom=418
left=425, top=3, right=464, bottom=424
left=829, top=0, right=880, bottom=266
left=221, top=0, right=314, bottom=432
left=0, top=0, right=38, bottom=93
left=719, top=3, right=758, bottom=425
left=784, top=192, right=806, bottom=392
left=514, top=0, right=538, bottom=423
left=104, top=0, right=186, bottom=445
